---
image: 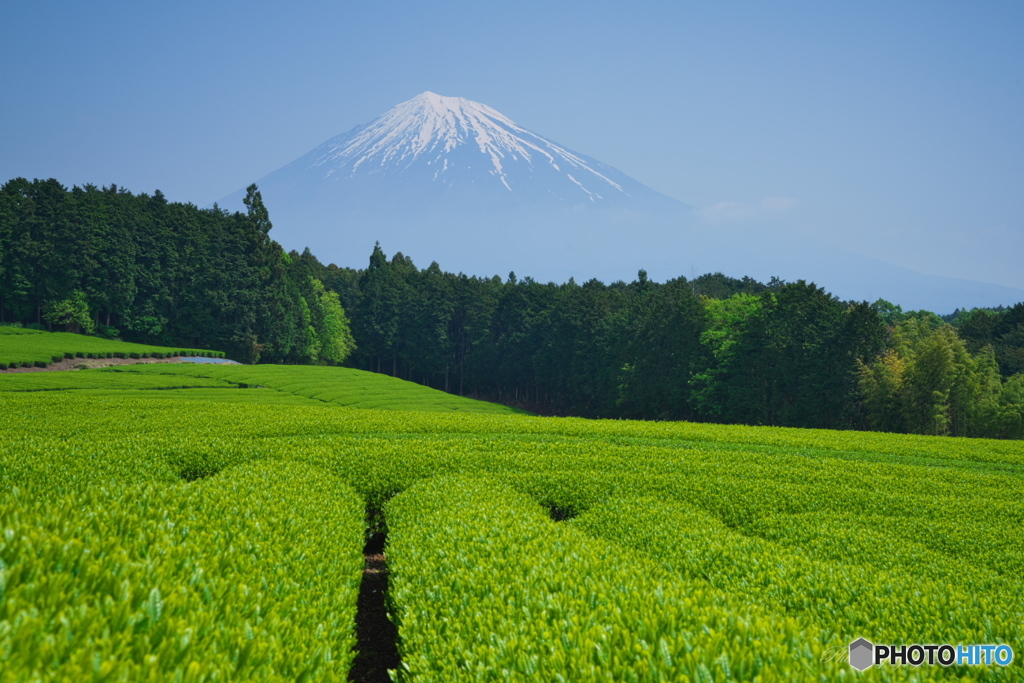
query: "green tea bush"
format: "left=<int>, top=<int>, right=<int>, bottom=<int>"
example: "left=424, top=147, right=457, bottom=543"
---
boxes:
left=0, top=372, right=1022, bottom=680
left=0, top=329, right=222, bottom=368
left=387, top=477, right=837, bottom=682
left=571, top=496, right=1023, bottom=658
left=0, top=460, right=364, bottom=680
left=105, top=364, right=528, bottom=415
left=0, top=370, right=239, bottom=393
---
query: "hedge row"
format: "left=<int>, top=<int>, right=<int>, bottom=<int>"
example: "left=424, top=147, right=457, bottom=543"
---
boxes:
left=0, top=460, right=365, bottom=679
left=0, top=349, right=228, bottom=370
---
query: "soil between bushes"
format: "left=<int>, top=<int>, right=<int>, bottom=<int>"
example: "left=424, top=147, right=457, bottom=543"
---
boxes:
left=350, top=533, right=400, bottom=682
left=0, top=356, right=194, bottom=373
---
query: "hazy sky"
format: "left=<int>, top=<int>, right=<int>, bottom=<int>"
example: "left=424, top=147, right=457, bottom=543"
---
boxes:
left=2, top=1, right=1022, bottom=289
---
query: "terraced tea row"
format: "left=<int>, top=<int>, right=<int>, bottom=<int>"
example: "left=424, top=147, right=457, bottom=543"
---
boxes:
left=570, top=497, right=1022, bottom=651
left=1, top=388, right=1021, bottom=680
left=0, top=360, right=526, bottom=413
left=100, top=363, right=529, bottom=414
left=0, top=369, right=236, bottom=392
left=0, top=327, right=223, bottom=369
left=0, top=460, right=365, bottom=680
left=386, top=476, right=832, bottom=682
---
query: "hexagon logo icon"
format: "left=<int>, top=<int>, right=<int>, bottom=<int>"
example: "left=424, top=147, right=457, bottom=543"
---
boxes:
left=849, top=638, right=874, bottom=671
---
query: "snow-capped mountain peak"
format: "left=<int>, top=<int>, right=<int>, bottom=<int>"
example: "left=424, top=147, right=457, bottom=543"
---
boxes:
left=306, top=91, right=630, bottom=201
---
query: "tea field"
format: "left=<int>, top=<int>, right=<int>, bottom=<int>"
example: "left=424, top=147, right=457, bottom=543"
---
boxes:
left=0, top=327, right=223, bottom=369
left=0, top=364, right=1021, bottom=681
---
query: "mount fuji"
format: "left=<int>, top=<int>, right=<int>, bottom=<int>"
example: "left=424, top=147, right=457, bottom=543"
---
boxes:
left=279, top=91, right=681, bottom=210
left=217, top=91, right=690, bottom=279
left=218, top=92, right=1024, bottom=311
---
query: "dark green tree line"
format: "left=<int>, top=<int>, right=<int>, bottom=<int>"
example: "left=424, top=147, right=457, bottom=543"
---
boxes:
left=0, top=179, right=353, bottom=365
left=5, top=176, right=1022, bottom=437
left=330, top=244, right=1024, bottom=437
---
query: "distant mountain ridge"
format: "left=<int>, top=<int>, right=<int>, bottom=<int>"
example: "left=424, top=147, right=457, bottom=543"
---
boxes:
left=218, top=92, right=1024, bottom=312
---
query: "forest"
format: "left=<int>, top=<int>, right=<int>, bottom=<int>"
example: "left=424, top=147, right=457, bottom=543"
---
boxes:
left=2, top=177, right=1023, bottom=438
left=0, top=178, right=353, bottom=366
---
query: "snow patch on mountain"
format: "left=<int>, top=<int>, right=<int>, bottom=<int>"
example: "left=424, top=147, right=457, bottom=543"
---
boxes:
left=306, top=92, right=628, bottom=201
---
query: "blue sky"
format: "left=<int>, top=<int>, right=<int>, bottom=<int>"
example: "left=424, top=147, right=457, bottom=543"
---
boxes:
left=2, top=1, right=1022, bottom=289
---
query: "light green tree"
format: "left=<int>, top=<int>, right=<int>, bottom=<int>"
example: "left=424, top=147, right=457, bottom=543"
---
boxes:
left=43, top=290, right=95, bottom=334
left=308, top=277, right=355, bottom=365
left=858, top=349, right=906, bottom=433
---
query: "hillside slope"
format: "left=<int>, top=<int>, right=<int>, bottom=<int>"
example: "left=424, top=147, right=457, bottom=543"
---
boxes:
left=97, top=363, right=529, bottom=414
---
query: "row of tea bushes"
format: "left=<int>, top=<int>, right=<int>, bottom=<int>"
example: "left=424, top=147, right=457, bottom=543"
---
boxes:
left=2, top=387, right=1023, bottom=679
left=0, top=327, right=224, bottom=369
left=101, top=364, right=528, bottom=414
left=569, top=496, right=1023, bottom=671
left=0, top=369, right=238, bottom=392
left=0, top=460, right=364, bottom=680
left=385, top=476, right=841, bottom=682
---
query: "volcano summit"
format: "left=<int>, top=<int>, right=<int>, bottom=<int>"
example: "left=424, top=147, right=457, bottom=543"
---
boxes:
left=217, top=92, right=690, bottom=281
left=296, top=91, right=675, bottom=207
